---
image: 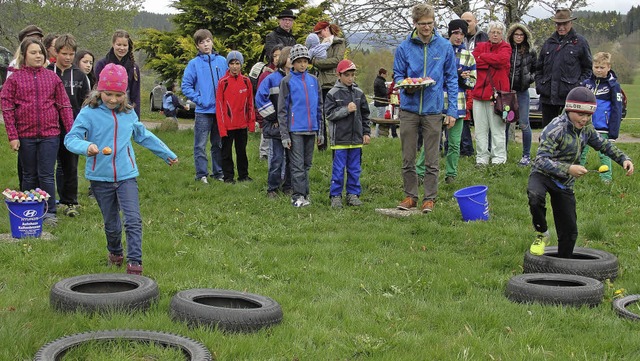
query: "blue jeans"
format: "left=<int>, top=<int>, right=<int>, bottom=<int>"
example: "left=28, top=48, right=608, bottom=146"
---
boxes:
left=91, top=178, right=143, bottom=264
left=505, top=90, right=532, bottom=158
left=268, top=138, right=291, bottom=192
left=19, top=137, right=59, bottom=215
left=193, top=113, right=223, bottom=179
left=330, top=148, right=362, bottom=197
left=289, top=133, right=315, bottom=199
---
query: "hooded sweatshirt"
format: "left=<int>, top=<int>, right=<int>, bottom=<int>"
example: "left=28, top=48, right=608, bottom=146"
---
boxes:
left=95, top=48, right=141, bottom=116
left=47, top=63, right=91, bottom=119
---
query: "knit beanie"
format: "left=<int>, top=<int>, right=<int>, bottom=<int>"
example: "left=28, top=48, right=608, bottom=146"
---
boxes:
left=565, top=87, right=597, bottom=114
left=448, top=19, right=468, bottom=37
left=290, top=44, right=310, bottom=63
left=226, top=50, right=244, bottom=65
left=97, top=64, right=128, bottom=93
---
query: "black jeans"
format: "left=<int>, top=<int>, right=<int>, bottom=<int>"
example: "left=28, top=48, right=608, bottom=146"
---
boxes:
left=221, top=128, right=249, bottom=181
left=541, top=103, right=564, bottom=128
left=460, top=120, right=474, bottom=156
left=527, top=172, right=577, bottom=258
left=56, top=132, right=79, bottom=205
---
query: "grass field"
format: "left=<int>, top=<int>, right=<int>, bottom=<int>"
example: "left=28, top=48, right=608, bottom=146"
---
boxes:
left=1, top=109, right=639, bottom=359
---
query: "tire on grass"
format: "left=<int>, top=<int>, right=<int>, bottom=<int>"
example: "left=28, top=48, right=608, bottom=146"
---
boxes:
left=170, top=288, right=283, bottom=333
left=50, top=273, right=159, bottom=313
left=34, top=329, right=211, bottom=361
left=613, top=295, right=640, bottom=321
left=505, top=273, right=603, bottom=307
left=523, top=246, right=618, bottom=281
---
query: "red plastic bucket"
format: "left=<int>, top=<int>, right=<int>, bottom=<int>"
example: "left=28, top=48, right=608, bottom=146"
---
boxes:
left=5, top=200, right=47, bottom=238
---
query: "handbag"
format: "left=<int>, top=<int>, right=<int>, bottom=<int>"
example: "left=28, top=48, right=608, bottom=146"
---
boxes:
left=488, top=71, right=519, bottom=123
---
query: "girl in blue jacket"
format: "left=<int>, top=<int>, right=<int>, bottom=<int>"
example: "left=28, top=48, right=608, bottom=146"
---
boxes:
left=64, top=64, right=178, bottom=275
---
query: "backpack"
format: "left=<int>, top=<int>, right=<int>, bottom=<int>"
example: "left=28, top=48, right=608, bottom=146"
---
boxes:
left=248, top=62, right=268, bottom=95
left=162, top=93, right=175, bottom=113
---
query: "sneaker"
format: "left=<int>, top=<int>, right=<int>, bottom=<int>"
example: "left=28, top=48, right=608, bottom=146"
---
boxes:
left=43, top=214, right=58, bottom=227
left=445, top=176, right=456, bottom=184
left=302, top=196, right=311, bottom=206
left=421, top=199, right=435, bottom=213
left=62, top=204, right=79, bottom=217
left=126, top=261, right=143, bottom=275
left=216, top=176, right=224, bottom=182
left=530, top=232, right=550, bottom=256
left=345, top=194, right=363, bottom=207
left=88, top=187, right=95, bottom=199
left=518, top=155, right=531, bottom=166
left=330, top=196, right=343, bottom=208
left=292, top=197, right=305, bottom=207
left=199, top=176, right=209, bottom=184
left=267, top=191, right=278, bottom=199
left=224, top=178, right=236, bottom=184
left=238, top=176, right=253, bottom=182
left=397, top=197, right=417, bottom=210
left=108, top=253, right=124, bottom=267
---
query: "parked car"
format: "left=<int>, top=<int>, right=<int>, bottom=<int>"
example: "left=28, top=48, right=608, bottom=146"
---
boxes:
left=528, top=87, right=542, bottom=128
left=0, top=45, right=14, bottom=91
left=150, top=81, right=195, bottom=118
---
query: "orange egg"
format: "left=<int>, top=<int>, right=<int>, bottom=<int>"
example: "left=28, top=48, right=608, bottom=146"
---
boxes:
left=102, top=147, right=112, bottom=155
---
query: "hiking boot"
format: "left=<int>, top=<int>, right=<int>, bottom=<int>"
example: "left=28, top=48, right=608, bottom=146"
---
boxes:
left=330, top=196, right=343, bottom=208
left=530, top=232, right=550, bottom=256
left=421, top=199, right=435, bottom=213
left=397, top=197, right=417, bottom=210
left=238, top=176, right=253, bottom=182
left=267, top=191, right=278, bottom=199
left=445, top=176, right=456, bottom=184
left=518, top=155, right=531, bottom=166
left=199, top=176, right=209, bottom=184
left=43, top=214, right=58, bottom=227
left=108, top=253, right=124, bottom=267
left=345, top=194, right=363, bottom=206
left=62, top=204, right=79, bottom=217
left=126, top=261, right=143, bottom=275
left=224, top=178, right=236, bottom=184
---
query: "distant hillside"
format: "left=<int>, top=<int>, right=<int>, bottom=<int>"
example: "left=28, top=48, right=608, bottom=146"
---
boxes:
left=133, top=11, right=174, bottom=31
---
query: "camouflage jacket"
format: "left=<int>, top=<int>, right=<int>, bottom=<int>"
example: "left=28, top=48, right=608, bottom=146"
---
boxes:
left=532, top=113, right=631, bottom=188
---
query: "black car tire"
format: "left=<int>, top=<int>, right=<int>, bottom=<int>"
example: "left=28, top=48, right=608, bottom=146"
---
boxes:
left=34, top=329, right=212, bottom=361
left=50, top=273, right=159, bottom=313
left=523, top=246, right=618, bottom=281
left=505, top=273, right=603, bottom=307
left=613, top=295, right=640, bottom=321
left=170, top=288, right=283, bottom=333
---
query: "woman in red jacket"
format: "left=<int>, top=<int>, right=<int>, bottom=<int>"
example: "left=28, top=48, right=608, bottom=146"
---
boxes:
left=471, top=21, right=511, bottom=166
left=1, top=38, right=74, bottom=225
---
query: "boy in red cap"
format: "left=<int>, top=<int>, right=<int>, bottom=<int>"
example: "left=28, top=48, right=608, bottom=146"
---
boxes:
left=324, top=59, right=371, bottom=208
left=527, top=86, right=633, bottom=258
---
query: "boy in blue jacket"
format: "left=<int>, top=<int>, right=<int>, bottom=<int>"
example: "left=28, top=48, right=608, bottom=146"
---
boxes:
left=579, top=52, right=624, bottom=183
left=181, top=29, right=227, bottom=184
left=65, top=64, right=178, bottom=275
left=324, top=60, right=371, bottom=208
left=277, top=45, right=324, bottom=207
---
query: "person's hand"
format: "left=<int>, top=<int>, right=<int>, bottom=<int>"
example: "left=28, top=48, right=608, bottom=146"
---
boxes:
left=87, top=144, right=99, bottom=156
left=568, top=164, right=588, bottom=178
left=460, top=70, right=471, bottom=79
left=444, top=116, right=456, bottom=129
left=168, top=157, right=179, bottom=166
left=317, top=134, right=325, bottom=146
left=623, top=160, right=634, bottom=176
left=282, top=138, right=291, bottom=149
left=185, top=104, right=190, bottom=111
left=9, top=140, right=20, bottom=151
left=363, top=134, right=370, bottom=145
left=404, top=87, right=417, bottom=95
left=347, top=102, right=357, bottom=113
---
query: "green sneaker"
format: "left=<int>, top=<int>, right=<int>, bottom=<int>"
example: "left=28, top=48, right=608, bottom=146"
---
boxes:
left=530, top=232, right=549, bottom=256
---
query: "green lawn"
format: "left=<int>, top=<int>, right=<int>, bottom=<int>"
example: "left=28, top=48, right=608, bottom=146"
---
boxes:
left=1, top=124, right=639, bottom=359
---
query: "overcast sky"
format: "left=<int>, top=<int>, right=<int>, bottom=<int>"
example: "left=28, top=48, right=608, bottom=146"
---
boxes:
left=142, top=0, right=635, bottom=17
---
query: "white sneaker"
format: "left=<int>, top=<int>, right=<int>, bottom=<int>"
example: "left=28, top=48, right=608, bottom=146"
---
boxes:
left=292, top=197, right=305, bottom=207
left=302, top=196, right=311, bottom=207
left=199, top=176, right=209, bottom=184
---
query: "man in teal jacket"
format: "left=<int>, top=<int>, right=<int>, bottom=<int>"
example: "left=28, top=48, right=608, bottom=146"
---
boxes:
left=393, top=3, right=458, bottom=213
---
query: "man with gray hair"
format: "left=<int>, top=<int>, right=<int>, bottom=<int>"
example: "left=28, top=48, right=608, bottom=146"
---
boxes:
left=535, top=8, right=592, bottom=127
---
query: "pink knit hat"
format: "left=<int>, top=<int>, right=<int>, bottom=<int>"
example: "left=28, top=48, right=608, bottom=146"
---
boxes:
left=97, top=64, right=128, bottom=92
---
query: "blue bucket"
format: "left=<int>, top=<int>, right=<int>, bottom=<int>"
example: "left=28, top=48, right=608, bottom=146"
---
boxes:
left=5, top=200, right=47, bottom=238
left=453, top=185, right=489, bottom=222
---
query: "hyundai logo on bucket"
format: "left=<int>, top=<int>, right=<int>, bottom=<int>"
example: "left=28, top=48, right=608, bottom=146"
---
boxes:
left=24, top=209, right=38, bottom=218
